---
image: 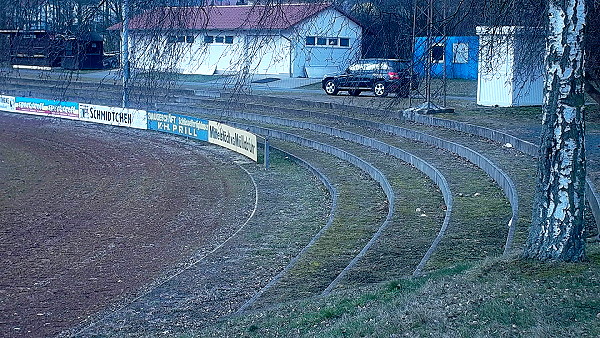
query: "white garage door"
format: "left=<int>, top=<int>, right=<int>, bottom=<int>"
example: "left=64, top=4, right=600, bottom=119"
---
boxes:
left=248, top=35, right=290, bottom=75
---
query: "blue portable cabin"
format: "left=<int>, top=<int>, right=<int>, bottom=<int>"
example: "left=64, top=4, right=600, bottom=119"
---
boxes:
left=413, top=36, right=478, bottom=80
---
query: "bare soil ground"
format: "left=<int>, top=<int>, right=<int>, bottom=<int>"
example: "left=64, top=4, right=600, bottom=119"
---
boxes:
left=0, top=74, right=597, bottom=337
left=0, top=112, right=255, bottom=337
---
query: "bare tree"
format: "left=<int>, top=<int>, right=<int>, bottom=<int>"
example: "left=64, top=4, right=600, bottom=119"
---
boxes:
left=524, top=0, right=588, bottom=261
left=434, top=0, right=591, bottom=261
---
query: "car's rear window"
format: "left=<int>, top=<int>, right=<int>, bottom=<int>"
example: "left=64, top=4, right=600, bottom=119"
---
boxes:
left=348, top=60, right=409, bottom=72
left=388, top=61, right=410, bottom=71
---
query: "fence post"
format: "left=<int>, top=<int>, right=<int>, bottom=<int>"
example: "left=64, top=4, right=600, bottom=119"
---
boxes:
left=264, top=137, right=270, bottom=169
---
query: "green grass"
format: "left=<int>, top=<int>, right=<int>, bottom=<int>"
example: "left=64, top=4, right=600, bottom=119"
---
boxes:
left=128, top=71, right=230, bottom=84
left=175, top=74, right=230, bottom=83
left=586, top=104, right=600, bottom=128
left=433, top=78, right=478, bottom=97
left=185, top=243, right=600, bottom=337
left=253, top=147, right=388, bottom=303
left=297, top=82, right=322, bottom=90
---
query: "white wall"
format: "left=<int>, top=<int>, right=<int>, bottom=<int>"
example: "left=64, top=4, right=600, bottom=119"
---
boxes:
left=131, top=30, right=292, bottom=75
left=476, top=26, right=544, bottom=107
left=130, top=8, right=362, bottom=77
left=182, top=32, right=242, bottom=75
left=477, top=29, right=514, bottom=107
left=512, top=33, right=545, bottom=106
left=292, top=8, right=362, bottom=78
left=130, top=31, right=242, bottom=75
left=247, top=34, right=291, bottom=75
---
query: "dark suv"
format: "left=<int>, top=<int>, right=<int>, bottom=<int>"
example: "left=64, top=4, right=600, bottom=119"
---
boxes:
left=321, top=59, right=417, bottom=97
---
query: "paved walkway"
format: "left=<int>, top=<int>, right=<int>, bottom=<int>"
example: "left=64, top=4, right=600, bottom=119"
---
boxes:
left=4, top=68, right=322, bottom=94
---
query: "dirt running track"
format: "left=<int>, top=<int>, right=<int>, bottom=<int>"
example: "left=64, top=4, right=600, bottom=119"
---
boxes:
left=0, top=112, right=254, bottom=337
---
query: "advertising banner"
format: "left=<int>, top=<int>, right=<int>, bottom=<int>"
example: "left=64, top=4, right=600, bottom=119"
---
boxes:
left=79, top=104, right=147, bottom=129
left=208, top=121, right=257, bottom=162
left=0, top=95, right=15, bottom=112
left=15, top=97, right=79, bottom=119
left=147, top=111, right=209, bottom=141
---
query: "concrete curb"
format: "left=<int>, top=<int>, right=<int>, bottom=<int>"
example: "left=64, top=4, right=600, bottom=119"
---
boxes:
left=237, top=145, right=339, bottom=312
left=403, top=110, right=600, bottom=242
left=194, top=107, right=453, bottom=278
left=223, top=122, right=397, bottom=296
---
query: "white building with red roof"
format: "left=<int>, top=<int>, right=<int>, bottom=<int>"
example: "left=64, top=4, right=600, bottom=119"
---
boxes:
left=110, top=3, right=362, bottom=77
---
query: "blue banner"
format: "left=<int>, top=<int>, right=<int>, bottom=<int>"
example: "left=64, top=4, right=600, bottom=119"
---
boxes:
left=147, top=111, right=209, bottom=141
left=15, top=97, right=79, bottom=119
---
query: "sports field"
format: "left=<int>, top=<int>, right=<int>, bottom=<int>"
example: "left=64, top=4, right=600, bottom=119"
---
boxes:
left=0, top=112, right=257, bottom=336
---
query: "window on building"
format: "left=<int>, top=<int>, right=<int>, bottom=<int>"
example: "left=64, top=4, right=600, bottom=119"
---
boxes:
left=186, top=36, right=195, bottom=43
left=430, top=44, right=445, bottom=63
left=168, top=35, right=185, bottom=43
left=452, top=42, right=469, bottom=63
left=205, top=35, right=234, bottom=44
left=305, top=36, right=350, bottom=48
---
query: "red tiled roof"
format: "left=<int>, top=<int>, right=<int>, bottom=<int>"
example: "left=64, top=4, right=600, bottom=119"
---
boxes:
left=109, top=3, right=334, bottom=31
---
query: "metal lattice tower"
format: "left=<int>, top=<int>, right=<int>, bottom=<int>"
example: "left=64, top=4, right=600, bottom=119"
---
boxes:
left=409, top=0, right=453, bottom=113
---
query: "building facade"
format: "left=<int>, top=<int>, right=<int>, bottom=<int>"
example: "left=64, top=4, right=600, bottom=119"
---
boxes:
left=115, top=3, right=362, bottom=77
left=413, top=35, right=479, bottom=80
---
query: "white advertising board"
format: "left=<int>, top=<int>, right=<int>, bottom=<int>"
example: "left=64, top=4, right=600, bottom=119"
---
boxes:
left=208, top=121, right=258, bottom=162
left=79, top=104, right=147, bottom=129
left=0, top=95, right=16, bottom=112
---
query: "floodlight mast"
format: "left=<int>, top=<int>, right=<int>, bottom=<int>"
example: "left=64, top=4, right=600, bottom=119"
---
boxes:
left=409, top=0, right=453, bottom=114
left=425, top=0, right=433, bottom=109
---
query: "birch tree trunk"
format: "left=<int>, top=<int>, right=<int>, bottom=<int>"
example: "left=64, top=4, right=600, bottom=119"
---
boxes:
left=525, top=0, right=587, bottom=261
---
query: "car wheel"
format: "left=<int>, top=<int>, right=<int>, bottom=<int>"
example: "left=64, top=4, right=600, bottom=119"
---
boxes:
left=348, top=89, right=361, bottom=96
left=373, top=81, right=388, bottom=97
left=324, top=80, right=339, bottom=95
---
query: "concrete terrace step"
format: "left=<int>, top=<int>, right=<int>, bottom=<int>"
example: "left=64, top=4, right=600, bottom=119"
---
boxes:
left=2, top=75, right=597, bottom=276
